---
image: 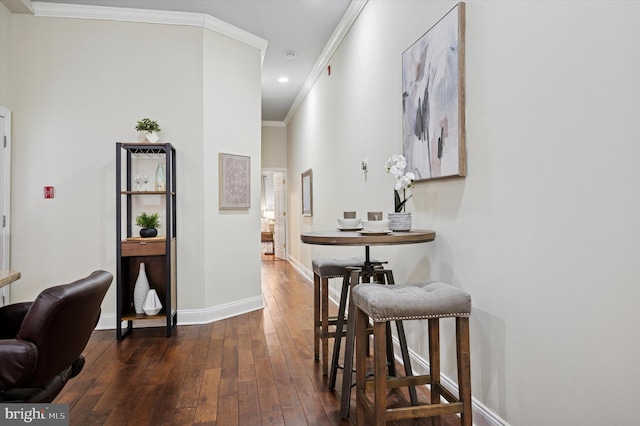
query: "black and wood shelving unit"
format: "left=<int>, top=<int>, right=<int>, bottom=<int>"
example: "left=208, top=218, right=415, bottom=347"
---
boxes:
left=116, top=142, right=177, bottom=339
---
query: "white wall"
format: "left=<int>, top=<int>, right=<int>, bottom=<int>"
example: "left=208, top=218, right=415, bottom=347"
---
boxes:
left=287, top=1, right=640, bottom=425
left=8, top=12, right=263, bottom=321
left=261, top=123, right=287, bottom=168
left=0, top=2, right=11, bottom=107
left=203, top=28, right=263, bottom=309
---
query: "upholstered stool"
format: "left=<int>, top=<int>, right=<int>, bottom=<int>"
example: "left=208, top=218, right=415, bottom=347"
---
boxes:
left=329, top=267, right=418, bottom=420
left=352, top=281, right=472, bottom=426
left=312, top=257, right=380, bottom=376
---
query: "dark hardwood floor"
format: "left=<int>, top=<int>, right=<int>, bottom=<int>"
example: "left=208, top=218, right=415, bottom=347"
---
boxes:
left=55, top=256, right=461, bottom=425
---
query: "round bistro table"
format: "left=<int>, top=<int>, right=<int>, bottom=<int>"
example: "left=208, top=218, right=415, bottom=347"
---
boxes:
left=301, top=229, right=436, bottom=418
left=300, top=229, right=436, bottom=263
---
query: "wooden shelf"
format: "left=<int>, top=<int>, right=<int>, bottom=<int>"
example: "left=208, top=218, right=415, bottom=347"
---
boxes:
left=121, top=191, right=175, bottom=195
left=121, top=239, right=167, bottom=257
left=125, top=236, right=167, bottom=242
left=121, top=309, right=167, bottom=321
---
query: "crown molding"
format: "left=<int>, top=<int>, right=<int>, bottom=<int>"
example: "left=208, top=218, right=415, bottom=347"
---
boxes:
left=31, top=2, right=267, bottom=64
left=284, top=0, right=368, bottom=125
left=202, top=14, right=267, bottom=63
left=261, top=121, right=286, bottom=127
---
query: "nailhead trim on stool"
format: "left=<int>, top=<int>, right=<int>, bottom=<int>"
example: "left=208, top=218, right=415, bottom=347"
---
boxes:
left=352, top=281, right=473, bottom=426
left=311, top=257, right=379, bottom=376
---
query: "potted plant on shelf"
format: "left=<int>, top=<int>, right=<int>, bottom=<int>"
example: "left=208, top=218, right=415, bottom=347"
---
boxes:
left=135, top=118, right=161, bottom=143
left=135, top=212, right=160, bottom=238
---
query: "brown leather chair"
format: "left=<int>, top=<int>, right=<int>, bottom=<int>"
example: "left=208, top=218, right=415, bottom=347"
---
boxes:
left=0, top=270, right=112, bottom=402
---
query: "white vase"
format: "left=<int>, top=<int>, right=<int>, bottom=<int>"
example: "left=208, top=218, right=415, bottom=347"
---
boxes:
left=138, top=131, right=159, bottom=143
left=133, top=262, right=150, bottom=314
left=388, top=212, right=412, bottom=231
left=142, top=289, right=162, bottom=316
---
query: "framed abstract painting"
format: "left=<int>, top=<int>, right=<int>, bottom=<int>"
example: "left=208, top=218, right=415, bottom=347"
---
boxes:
left=402, top=2, right=466, bottom=181
left=219, top=153, right=250, bottom=209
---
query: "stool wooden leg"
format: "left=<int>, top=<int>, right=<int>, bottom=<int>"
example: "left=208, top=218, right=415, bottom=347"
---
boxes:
left=429, top=318, right=441, bottom=426
left=383, top=270, right=418, bottom=406
left=394, top=319, right=418, bottom=405
left=313, top=273, right=320, bottom=362
left=377, top=271, right=397, bottom=378
left=384, top=321, right=396, bottom=377
left=340, top=268, right=362, bottom=419
left=457, top=317, right=472, bottom=426
left=329, top=272, right=351, bottom=390
left=321, top=276, right=330, bottom=376
left=373, top=321, right=387, bottom=426
left=355, top=307, right=367, bottom=426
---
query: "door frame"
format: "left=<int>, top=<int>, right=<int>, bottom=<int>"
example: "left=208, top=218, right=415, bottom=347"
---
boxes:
left=0, top=106, right=12, bottom=306
left=261, top=167, right=287, bottom=260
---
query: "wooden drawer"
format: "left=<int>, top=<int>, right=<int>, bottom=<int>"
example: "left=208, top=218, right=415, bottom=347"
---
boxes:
left=121, top=238, right=166, bottom=257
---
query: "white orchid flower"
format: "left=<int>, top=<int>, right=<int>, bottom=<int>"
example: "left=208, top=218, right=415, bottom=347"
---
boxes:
left=386, top=154, right=414, bottom=212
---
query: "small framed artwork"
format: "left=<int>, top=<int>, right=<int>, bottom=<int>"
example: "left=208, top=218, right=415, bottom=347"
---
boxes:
left=402, top=2, right=466, bottom=181
left=219, top=153, right=250, bottom=209
left=301, top=168, right=313, bottom=216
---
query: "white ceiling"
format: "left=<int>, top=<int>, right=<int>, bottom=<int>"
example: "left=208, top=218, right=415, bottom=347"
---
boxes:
left=32, top=0, right=355, bottom=122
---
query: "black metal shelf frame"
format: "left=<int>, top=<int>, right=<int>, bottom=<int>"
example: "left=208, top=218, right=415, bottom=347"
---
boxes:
left=115, top=142, right=177, bottom=339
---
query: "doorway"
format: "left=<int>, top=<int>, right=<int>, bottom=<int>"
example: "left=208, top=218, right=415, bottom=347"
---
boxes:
left=261, top=170, right=287, bottom=261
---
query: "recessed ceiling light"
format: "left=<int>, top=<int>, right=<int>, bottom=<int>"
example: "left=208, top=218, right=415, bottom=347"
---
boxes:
left=278, top=77, right=289, bottom=83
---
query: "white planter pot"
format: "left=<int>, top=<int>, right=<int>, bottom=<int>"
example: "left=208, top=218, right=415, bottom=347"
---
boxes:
left=138, top=131, right=159, bottom=143
left=388, top=212, right=412, bottom=231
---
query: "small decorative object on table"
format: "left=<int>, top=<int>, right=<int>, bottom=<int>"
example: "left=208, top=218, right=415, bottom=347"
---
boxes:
left=133, top=262, right=150, bottom=314
left=135, top=211, right=160, bottom=238
left=367, top=212, right=383, bottom=221
left=337, top=218, right=362, bottom=230
left=386, top=154, right=415, bottom=231
left=135, top=118, right=161, bottom=143
left=142, top=289, right=162, bottom=315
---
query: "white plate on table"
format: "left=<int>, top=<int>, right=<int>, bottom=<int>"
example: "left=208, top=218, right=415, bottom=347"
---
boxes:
left=358, top=230, right=392, bottom=235
left=337, top=227, right=364, bottom=231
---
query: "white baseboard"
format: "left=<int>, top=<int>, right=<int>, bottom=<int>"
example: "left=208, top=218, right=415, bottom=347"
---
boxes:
left=286, top=254, right=313, bottom=284
left=388, top=338, right=509, bottom=426
left=96, top=294, right=264, bottom=330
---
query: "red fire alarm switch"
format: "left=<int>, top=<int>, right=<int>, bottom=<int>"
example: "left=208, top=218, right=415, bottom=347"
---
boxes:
left=44, top=186, right=54, bottom=199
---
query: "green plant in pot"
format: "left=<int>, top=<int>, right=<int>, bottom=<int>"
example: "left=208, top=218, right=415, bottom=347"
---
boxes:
left=136, top=212, right=160, bottom=238
left=135, top=118, right=161, bottom=143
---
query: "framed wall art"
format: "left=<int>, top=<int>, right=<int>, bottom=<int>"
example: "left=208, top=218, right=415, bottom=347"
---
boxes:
left=301, top=168, right=313, bottom=216
left=402, top=2, right=466, bottom=181
left=219, top=153, right=250, bottom=209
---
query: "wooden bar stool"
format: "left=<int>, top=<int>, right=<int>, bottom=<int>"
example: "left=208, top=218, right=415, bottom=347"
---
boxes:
left=352, top=281, right=472, bottom=426
left=329, top=266, right=418, bottom=419
left=312, top=257, right=379, bottom=376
